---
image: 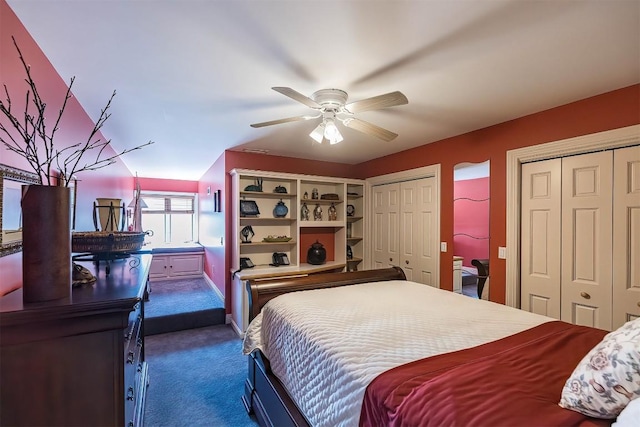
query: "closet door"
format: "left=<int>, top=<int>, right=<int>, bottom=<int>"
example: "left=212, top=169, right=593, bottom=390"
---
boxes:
left=400, top=178, right=437, bottom=286
left=561, top=151, right=613, bottom=330
left=520, top=159, right=562, bottom=319
left=613, top=146, right=640, bottom=328
left=372, top=183, right=400, bottom=268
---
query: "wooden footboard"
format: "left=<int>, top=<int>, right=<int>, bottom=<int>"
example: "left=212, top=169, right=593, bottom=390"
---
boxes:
left=242, top=267, right=407, bottom=427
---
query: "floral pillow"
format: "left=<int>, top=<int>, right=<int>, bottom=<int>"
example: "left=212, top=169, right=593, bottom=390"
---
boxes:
left=559, top=317, right=640, bottom=418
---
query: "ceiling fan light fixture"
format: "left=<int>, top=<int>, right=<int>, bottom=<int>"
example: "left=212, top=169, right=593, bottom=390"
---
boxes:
left=309, top=122, right=325, bottom=143
left=323, top=118, right=343, bottom=144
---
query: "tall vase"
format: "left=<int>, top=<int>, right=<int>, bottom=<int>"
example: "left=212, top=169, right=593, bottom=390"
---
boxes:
left=21, top=185, right=71, bottom=303
left=96, top=198, right=122, bottom=231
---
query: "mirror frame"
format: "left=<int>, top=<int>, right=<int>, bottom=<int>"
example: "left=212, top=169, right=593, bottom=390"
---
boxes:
left=0, top=163, right=40, bottom=257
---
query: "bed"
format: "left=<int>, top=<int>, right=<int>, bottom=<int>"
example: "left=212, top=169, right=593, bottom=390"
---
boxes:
left=241, top=267, right=636, bottom=427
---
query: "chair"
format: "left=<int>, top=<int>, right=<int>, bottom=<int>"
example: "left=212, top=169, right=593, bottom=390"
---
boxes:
left=471, top=259, right=489, bottom=299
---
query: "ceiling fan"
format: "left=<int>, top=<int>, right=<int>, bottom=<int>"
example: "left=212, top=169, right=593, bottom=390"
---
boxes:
left=250, top=87, right=408, bottom=144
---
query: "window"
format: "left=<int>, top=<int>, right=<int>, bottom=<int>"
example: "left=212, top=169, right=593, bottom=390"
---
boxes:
left=140, top=192, right=197, bottom=245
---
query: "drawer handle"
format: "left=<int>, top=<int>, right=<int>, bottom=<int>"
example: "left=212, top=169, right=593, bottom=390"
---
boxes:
left=127, top=351, right=135, bottom=364
left=127, top=387, right=135, bottom=401
left=580, top=292, right=591, bottom=300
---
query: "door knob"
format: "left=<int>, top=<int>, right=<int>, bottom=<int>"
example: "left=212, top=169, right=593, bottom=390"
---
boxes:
left=405, top=260, right=409, bottom=265
left=389, top=258, right=393, bottom=262
left=580, top=292, right=591, bottom=299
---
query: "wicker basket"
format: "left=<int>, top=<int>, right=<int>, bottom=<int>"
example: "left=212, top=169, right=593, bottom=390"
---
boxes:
left=72, top=231, right=146, bottom=254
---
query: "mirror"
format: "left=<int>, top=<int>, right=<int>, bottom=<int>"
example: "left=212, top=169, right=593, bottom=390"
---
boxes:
left=453, top=161, right=490, bottom=299
left=0, top=164, right=40, bottom=257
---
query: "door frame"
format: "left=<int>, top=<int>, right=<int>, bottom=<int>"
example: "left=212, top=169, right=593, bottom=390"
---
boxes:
left=366, top=164, right=441, bottom=287
left=505, top=124, right=640, bottom=308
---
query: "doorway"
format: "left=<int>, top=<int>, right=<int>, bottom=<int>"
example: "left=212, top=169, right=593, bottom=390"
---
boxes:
left=453, top=161, right=490, bottom=299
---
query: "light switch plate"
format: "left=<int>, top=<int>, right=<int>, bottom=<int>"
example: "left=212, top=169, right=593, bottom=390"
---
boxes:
left=440, top=242, right=447, bottom=252
left=498, top=246, right=507, bottom=259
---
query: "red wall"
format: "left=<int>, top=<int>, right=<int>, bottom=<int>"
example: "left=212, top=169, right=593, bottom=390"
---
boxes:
left=453, top=177, right=490, bottom=266
left=354, top=85, right=640, bottom=304
left=138, top=177, right=198, bottom=193
left=1, top=1, right=134, bottom=294
left=198, top=154, right=226, bottom=301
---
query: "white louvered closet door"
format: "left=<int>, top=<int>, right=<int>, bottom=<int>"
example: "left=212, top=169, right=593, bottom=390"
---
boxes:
left=613, top=145, right=640, bottom=328
left=561, top=151, right=613, bottom=330
left=520, top=158, right=562, bottom=319
left=372, top=183, right=400, bottom=269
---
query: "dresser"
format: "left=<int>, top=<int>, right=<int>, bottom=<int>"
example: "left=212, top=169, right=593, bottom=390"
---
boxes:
left=0, top=254, right=151, bottom=427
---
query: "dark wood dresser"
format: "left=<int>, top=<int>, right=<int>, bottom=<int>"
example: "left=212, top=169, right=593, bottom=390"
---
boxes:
left=0, top=254, right=151, bottom=427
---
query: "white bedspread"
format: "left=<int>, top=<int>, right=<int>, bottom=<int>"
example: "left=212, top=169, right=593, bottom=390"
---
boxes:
left=243, top=280, right=552, bottom=427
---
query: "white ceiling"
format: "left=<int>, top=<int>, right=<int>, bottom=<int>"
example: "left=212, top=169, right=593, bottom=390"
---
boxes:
left=6, top=0, right=639, bottom=181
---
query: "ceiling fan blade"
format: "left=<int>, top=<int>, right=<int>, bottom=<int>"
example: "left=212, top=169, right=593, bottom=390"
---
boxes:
left=250, top=115, right=316, bottom=128
left=342, top=118, right=398, bottom=142
left=344, top=91, right=408, bottom=114
left=272, top=87, right=321, bottom=109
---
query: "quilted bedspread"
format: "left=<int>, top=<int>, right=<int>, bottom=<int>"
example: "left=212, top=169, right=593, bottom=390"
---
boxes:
left=243, top=280, right=553, bottom=427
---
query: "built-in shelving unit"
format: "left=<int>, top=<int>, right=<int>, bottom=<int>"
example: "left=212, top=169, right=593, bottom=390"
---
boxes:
left=230, top=169, right=366, bottom=332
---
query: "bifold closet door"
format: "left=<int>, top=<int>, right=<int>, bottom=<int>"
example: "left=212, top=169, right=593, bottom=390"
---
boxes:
left=613, top=145, right=640, bottom=328
left=400, top=178, right=437, bottom=286
left=372, top=183, right=400, bottom=269
left=372, top=178, right=437, bottom=286
left=520, top=158, right=562, bottom=319
left=560, top=151, right=613, bottom=330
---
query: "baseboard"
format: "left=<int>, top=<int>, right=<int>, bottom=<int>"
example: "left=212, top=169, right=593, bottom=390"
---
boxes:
left=230, top=318, right=244, bottom=338
left=203, top=273, right=226, bottom=306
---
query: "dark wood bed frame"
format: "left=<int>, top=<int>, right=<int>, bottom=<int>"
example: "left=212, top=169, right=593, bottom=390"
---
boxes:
left=240, top=267, right=407, bottom=427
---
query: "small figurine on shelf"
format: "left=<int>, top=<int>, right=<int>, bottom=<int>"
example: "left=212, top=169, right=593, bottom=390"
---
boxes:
left=312, top=188, right=319, bottom=199
left=313, top=204, right=322, bottom=221
left=303, top=191, right=308, bottom=200
left=301, top=202, right=310, bottom=221
left=328, top=203, right=337, bottom=221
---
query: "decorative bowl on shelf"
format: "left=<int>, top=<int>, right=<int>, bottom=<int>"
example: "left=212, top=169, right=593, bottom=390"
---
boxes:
left=262, top=236, right=292, bottom=243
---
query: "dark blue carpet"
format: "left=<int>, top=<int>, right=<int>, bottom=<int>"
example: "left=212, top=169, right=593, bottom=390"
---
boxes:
left=144, top=324, right=258, bottom=427
left=146, top=277, right=224, bottom=316
left=145, top=277, right=226, bottom=335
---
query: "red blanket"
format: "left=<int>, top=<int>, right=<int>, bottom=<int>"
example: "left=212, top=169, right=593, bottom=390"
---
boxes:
left=360, top=321, right=611, bottom=427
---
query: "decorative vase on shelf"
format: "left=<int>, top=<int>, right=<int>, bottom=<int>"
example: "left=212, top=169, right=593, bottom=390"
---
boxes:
left=273, top=199, right=288, bottom=218
left=95, top=198, right=123, bottom=231
left=22, top=185, right=72, bottom=303
left=307, top=240, right=326, bottom=265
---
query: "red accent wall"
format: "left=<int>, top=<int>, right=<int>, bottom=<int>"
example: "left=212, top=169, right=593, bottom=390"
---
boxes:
left=453, top=177, right=490, bottom=266
left=138, top=177, right=198, bottom=193
left=198, top=154, right=226, bottom=301
left=354, top=85, right=640, bottom=303
left=1, top=1, right=134, bottom=295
